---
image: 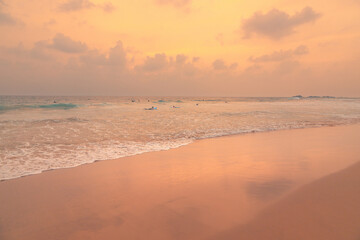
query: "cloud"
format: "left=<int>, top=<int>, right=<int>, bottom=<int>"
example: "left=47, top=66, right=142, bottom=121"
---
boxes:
left=173, top=54, right=198, bottom=76
left=293, top=45, right=308, bottom=55
left=108, top=41, right=126, bottom=66
left=212, top=59, right=227, bottom=70
left=49, top=33, right=88, bottom=53
left=155, top=0, right=191, bottom=8
left=212, top=59, right=238, bottom=71
left=133, top=53, right=200, bottom=80
left=273, top=60, right=301, bottom=76
left=101, top=2, right=116, bottom=13
left=192, top=57, right=200, bottom=63
left=0, top=2, right=21, bottom=26
left=44, top=19, right=57, bottom=26
left=58, top=0, right=94, bottom=11
left=58, top=0, right=116, bottom=13
left=1, top=43, right=29, bottom=58
left=79, top=41, right=127, bottom=69
left=0, top=10, right=16, bottom=25
left=216, top=33, right=224, bottom=46
left=229, top=63, right=238, bottom=70
left=1, top=42, right=53, bottom=61
left=43, top=19, right=57, bottom=29
left=136, top=53, right=169, bottom=72
left=250, top=45, right=309, bottom=62
left=242, top=7, right=321, bottom=39
left=175, top=54, right=187, bottom=65
left=80, top=50, right=107, bottom=65
left=212, top=59, right=239, bottom=71
left=1, top=40, right=359, bottom=97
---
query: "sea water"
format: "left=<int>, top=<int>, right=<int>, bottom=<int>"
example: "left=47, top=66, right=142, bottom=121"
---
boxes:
left=1, top=96, right=360, bottom=180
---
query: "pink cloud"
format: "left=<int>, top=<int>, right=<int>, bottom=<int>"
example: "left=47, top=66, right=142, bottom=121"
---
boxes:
left=49, top=33, right=88, bottom=53
left=249, top=45, right=309, bottom=62
left=242, top=7, right=321, bottom=39
left=58, top=0, right=94, bottom=12
left=58, top=0, right=115, bottom=13
left=136, top=53, right=169, bottom=72
left=155, top=0, right=191, bottom=8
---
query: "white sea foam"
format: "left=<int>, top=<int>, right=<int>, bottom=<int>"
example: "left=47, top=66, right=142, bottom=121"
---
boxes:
left=1, top=96, right=360, bottom=180
left=0, top=139, right=193, bottom=180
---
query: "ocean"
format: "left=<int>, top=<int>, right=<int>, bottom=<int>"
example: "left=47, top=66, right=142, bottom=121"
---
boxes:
left=1, top=96, right=360, bottom=180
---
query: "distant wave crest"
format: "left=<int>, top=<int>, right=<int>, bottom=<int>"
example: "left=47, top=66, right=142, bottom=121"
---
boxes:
left=37, top=103, right=77, bottom=109
left=0, top=103, right=78, bottom=112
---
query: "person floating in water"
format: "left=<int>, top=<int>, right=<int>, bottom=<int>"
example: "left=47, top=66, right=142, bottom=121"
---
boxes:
left=145, top=106, right=157, bottom=110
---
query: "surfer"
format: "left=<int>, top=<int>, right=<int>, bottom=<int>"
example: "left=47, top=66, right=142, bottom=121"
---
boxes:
left=145, top=106, right=157, bottom=110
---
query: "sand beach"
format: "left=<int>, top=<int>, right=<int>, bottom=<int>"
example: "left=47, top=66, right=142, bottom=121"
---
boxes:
left=1, top=124, right=360, bottom=240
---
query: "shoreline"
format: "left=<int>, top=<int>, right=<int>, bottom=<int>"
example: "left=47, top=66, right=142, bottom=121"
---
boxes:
left=1, top=124, right=360, bottom=239
left=1, top=122, right=358, bottom=182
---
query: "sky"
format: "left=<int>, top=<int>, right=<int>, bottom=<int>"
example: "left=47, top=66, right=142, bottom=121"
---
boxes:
left=0, top=0, right=359, bottom=96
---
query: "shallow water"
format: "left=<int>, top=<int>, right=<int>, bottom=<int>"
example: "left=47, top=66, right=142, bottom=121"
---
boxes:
left=1, top=96, right=360, bottom=180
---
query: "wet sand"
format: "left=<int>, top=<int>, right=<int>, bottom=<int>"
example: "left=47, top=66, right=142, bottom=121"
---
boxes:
left=0, top=124, right=360, bottom=240
left=210, top=160, right=360, bottom=240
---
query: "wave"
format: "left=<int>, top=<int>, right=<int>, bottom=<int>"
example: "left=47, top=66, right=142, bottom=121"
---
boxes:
left=193, top=99, right=222, bottom=102
left=3, top=121, right=360, bottom=182
left=37, top=103, right=77, bottom=109
left=0, top=117, right=88, bottom=124
left=153, top=100, right=183, bottom=103
left=0, top=139, right=194, bottom=181
left=0, top=103, right=78, bottom=112
left=219, top=111, right=271, bottom=117
left=1, top=96, right=360, bottom=181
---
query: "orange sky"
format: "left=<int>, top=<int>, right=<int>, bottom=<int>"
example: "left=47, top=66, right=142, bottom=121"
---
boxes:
left=0, top=0, right=359, bottom=96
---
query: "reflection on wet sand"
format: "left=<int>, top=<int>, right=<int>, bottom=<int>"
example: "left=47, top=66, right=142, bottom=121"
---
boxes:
left=246, top=179, right=294, bottom=201
left=210, top=161, right=360, bottom=240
